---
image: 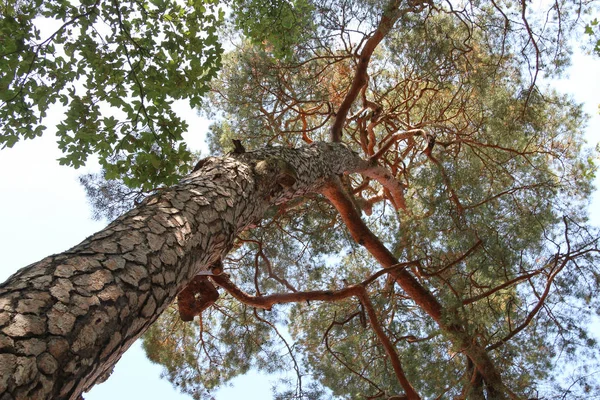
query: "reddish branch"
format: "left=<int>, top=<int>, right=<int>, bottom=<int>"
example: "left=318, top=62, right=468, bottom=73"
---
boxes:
left=213, top=273, right=354, bottom=309
left=320, top=177, right=515, bottom=398
left=356, top=290, right=420, bottom=399
left=369, top=129, right=425, bottom=162
left=211, top=272, right=420, bottom=399
left=321, top=177, right=443, bottom=320
left=358, top=163, right=407, bottom=210
left=331, top=0, right=409, bottom=142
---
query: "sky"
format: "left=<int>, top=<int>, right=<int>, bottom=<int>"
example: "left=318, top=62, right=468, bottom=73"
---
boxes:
left=1, top=37, right=600, bottom=400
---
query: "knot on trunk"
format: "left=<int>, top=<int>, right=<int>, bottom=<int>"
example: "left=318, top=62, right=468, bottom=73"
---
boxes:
left=254, top=156, right=298, bottom=199
left=177, top=275, right=220, bottom=321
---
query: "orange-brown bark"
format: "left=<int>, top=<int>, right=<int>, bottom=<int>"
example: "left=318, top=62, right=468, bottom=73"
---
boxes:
left=330, top=1, right=403, bottom=142
left=320, top=177, right=514, bottom=398
left=212, top=273, right=420, bottom=399
left=177, top=275, right=219, bottom=322
left=321, top=178, right=443, bottom=321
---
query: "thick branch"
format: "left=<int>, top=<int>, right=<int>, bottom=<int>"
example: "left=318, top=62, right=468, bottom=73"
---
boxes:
left=321, top=177, right=443, bottom=320
left=369, top=129, right=425, bottom=162
left=330, top=0, right=405, bottom=142
left=356, top=290, right=420, bottom=399
left=320, top=177, right=513, bottom=398
left=212, top=274, right=420, bottom=398
left=358, top=163, right=407, bottom=210
left=211, top=274, right=358, bottom=309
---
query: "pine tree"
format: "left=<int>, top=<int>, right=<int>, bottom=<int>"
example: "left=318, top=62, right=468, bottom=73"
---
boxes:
left=1, top=0, right=599, bottom=399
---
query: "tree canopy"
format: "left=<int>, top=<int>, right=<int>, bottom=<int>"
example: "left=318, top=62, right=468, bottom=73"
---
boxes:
left=2, top=0, right=600, bottom=399
left=1, top=0, right=223, bottom=189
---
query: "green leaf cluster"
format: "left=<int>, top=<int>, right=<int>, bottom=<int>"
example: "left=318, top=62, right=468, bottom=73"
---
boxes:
left=585, top=18, right=600, bottom=57
left=1, top=0, right=224, bottom=189
left=230, top=0, right=314, bottom=60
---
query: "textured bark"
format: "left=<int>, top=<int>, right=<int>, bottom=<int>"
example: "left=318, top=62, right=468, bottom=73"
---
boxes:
left=0, top=142, right=365, bottom=400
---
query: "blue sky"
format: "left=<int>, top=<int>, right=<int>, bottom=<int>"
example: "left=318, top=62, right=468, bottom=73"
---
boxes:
left=1, top=46, right=599, bottom=400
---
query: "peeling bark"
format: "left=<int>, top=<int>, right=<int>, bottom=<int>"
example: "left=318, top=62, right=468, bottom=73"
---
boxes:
left=0, top=142, right=366, bottom=400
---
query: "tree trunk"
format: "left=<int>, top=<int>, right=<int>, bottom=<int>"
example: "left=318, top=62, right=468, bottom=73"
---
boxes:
left=0, top=142, right=365, bottom=400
